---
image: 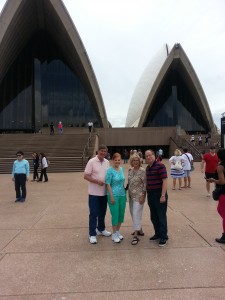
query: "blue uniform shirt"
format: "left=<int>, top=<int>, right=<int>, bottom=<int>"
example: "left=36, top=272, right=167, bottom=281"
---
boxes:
left=12, top=159, right=30, bottom=177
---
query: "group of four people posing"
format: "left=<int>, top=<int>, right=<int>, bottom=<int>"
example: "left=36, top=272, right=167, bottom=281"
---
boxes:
left=84, top=145, right=168, bottom=247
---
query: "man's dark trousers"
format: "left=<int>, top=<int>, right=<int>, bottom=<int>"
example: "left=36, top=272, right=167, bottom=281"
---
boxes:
left=15, top=174, right=27, bottom=199
left=89, top=195, right=107, bottom=236
left=147, top=190, right=168, bottom=239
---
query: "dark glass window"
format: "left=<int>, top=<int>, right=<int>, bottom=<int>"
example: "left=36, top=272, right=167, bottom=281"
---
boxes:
left=0, top=31, right=101, bottom=131
left=144, top=70, right=209, bottom=132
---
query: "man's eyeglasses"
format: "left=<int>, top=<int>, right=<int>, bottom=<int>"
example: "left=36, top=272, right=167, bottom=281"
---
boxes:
left=17, top=154, right=22, bottom=157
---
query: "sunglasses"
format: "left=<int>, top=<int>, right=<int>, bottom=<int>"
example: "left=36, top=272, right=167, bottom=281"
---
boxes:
left=17, top=154, right=22, bottom=157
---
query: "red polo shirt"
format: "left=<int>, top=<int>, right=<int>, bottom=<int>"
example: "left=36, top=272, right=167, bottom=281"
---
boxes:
left=203, top=153, right=218, bottom=173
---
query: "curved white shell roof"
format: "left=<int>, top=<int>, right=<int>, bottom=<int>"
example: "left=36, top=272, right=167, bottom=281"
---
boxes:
left=126, top=45, right=168, bottom=127
left=126, top=43, right=215, bottom=132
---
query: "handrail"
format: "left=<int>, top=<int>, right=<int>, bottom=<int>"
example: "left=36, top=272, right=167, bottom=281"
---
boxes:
left=170, top=136, right=202, bottom=161
left=82, top=131, right=92, bottom=168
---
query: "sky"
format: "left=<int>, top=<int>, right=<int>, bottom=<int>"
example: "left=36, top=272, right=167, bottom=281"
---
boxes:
left=0, top=0, right=225, bottom=128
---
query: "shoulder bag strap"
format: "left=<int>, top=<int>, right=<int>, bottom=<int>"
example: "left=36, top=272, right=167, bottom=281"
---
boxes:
left=185, top=153, right=191, bottom=163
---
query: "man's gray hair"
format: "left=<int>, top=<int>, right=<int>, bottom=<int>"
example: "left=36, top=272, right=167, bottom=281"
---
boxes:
left=98, top=144, right=108, bottom=151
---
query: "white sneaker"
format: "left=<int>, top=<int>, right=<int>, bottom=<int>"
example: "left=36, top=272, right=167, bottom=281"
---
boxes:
left=89, top=236, right=97, bottom=244
left=112, top=233, right=120, bottom=243
left=206, top=193, right=210, bottom=197
left=96, top=229, right=112, bottom=237
left=116, top=231, right=124, bottom=240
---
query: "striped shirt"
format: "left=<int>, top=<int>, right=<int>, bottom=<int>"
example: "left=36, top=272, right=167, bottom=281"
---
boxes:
left=146, top=161, right=167, bottom=191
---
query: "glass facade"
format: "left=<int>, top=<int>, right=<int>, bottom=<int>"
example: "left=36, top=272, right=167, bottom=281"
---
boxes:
left=0, top=31, right=101, bottom=132
left=144, top=70, right=209, bottom=132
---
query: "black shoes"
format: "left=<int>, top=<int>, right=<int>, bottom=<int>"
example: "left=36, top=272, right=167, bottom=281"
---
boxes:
left=149, top=234, right=159, bottom=241
left=15, top=198, right=25, bottom=203
left=215, top=233, right=225, bottom=244
left=158, top=238, right=167, bottom=247
left=149, top=235, right=168, bottom=247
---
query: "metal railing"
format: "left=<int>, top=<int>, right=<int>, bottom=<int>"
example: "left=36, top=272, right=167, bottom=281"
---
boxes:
left=82, top=131, right=93, bottom=168
left=170, top=136, right=202, bottom=161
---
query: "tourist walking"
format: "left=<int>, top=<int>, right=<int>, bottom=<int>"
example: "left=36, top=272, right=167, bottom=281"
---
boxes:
left=88, top=121, right=93, bottom=133
left=31, top=152, right=39, bottom=181
left=128, top=155, right=146, bottom=245
left=198, top=134, right=202, bottom=146
left=12, top=151, right=30, bottom=202
left=105, top=153, right=126, bottom=243
left=181, top=148, right=193, bottom=188
left=190, top=135, right=195, bottom=146
left=138, top=149, right=144, bottom=164
left=169, top=149, right=185, bottom=190
left=201, top=146, right=219, bottom=197
left=84, top=144, right=111, bottom=244
left=205, top=136, right=209, bottom=147
left=123, top=149, right=129, bottom=164
left=158, top=148, right=163, bottom=160
left=207, top=149, right=225, bottom=243
left=145, top=150, right=168, bottom=247
left=38, top=153, right=49, bottom=182
left=57, top=121, right=63, bottom=134
left=201, top=146, right=218, bottom=197
left=50, top=122, right=54, bottom=135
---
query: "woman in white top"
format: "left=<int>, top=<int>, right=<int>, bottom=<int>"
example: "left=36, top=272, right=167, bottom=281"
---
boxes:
left=169, top=149, right=184, bottom=190
left=38, top=152, right=48, bottom=182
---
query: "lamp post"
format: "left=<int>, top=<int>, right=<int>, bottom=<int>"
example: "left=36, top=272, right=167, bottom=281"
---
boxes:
left=221, top=113, right=225, bottom=148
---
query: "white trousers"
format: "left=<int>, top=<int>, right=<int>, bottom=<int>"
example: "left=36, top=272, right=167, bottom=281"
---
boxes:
left=129, top=199, right=144, bottom=231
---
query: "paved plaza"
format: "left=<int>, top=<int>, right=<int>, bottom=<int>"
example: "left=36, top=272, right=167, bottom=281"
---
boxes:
left=0, top=160, right=225, bottom=299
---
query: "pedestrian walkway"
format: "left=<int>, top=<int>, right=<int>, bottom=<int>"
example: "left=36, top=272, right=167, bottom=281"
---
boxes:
left=0, top=160, right=225, bottom=299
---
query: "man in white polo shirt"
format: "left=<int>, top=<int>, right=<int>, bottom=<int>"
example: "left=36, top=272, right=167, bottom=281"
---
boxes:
left=181, top=148, right=193, bottom=188
left=84, top=144, right=111, bottom=244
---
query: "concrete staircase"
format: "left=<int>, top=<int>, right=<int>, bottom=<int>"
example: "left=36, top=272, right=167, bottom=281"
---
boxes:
left=0, top=131, right=95, bottom=174
left=172, top=133, right=221, bottom=161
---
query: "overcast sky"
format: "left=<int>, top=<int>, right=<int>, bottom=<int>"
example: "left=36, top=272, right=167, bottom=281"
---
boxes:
left=0, top=0, right=225, bottom=128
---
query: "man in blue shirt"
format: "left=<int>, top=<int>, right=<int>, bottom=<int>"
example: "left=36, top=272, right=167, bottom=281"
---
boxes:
left=12, top=151, right=30, bottom=202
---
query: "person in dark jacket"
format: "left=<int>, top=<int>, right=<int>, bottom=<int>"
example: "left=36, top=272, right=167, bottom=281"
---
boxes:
left=31, top=152, right=39, bottom=181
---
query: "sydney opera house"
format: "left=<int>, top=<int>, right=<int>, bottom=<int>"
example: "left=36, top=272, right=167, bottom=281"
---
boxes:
left=0, top=0, right=109, bottom=132
left=0, top=0, right=216, bottom=137
left=126, top=44, right=215, bottom=133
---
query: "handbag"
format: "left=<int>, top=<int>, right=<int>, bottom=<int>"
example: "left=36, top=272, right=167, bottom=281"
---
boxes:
left=174, top=160, right=182, bottom=171
left=212, top=186, right=223, bottom=201
left=184, top=153, right=194, bottom=171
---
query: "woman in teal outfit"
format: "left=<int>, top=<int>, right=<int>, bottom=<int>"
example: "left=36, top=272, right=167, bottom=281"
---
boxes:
left=106, top=153, right=126, bottom=243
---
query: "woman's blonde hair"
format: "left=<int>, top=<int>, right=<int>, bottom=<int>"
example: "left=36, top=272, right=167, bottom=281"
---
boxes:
left=174, top=149, right=182, bottom=156
left=130, top=154, right=141, bottom=167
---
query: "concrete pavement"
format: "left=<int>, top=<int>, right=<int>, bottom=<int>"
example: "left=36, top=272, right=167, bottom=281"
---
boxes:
left=0, top=160, right=225, bottom=299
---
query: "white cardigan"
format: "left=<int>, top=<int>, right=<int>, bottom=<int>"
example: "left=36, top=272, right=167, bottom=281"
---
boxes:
left=42, top=157, right=48, bottom=168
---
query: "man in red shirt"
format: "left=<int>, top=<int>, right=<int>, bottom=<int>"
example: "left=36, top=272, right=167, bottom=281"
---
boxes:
left=201, top=146, right=219, bottom=197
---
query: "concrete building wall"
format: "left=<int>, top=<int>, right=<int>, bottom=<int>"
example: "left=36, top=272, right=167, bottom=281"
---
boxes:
left=96, top=127, right=177, bottom=147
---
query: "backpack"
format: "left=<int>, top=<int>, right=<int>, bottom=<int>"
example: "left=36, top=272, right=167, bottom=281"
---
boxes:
left=174, top=160, right=182, bottom=171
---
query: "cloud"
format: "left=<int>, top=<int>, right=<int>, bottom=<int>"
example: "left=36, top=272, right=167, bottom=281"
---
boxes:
left=62, top=0, right=225, bottom=127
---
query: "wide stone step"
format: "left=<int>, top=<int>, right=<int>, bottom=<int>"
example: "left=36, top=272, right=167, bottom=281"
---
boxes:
left=0, top=157, right=88, bottom=174
left=0, top=131, right=95, bottom=173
